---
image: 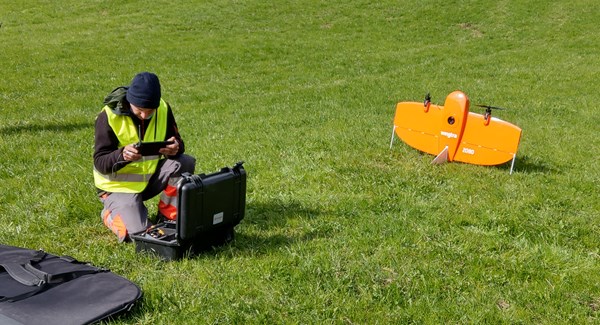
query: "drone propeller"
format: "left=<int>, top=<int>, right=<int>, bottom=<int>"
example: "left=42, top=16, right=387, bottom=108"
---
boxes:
left=475, top=104, right=507, bottom=111
left=475, top=104, right=508, bottom=125
left=423, top=92, right=432, bottom=111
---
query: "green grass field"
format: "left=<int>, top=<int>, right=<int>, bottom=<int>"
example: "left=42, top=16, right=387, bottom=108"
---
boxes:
left=1, top=0, right=599, bottom=323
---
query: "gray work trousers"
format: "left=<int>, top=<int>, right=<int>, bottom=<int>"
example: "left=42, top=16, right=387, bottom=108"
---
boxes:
left=99, top=154, right=196, bottom=242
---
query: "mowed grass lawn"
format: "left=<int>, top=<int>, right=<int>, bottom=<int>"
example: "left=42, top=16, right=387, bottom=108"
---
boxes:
left=1, top=0, right=599, bottom=323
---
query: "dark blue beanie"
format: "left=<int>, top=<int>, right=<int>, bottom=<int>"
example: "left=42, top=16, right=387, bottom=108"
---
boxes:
left=126, top=72, right=161, bottom=109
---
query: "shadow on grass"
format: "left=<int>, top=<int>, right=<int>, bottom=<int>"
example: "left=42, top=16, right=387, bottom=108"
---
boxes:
left=0, top=121, right=90, bottom=135
left=239, top=200, right=324, bottom=247
left=511, top=154, right=558, bottom=174
left=205, top=199, right=326, bottom=257
left=245, top=199, right=322, bottom=228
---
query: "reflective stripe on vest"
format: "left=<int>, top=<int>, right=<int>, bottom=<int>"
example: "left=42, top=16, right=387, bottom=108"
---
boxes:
left=93, top=99, right=168, bottom=193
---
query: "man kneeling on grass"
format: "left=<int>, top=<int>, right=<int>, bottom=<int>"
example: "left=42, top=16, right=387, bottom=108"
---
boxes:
left=93, top=72, right=195, bottom=242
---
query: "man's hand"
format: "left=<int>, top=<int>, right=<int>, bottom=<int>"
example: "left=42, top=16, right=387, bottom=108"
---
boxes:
left=159, top=136, right=179, bottom=156
left=122, top=144, right=141, bottom=161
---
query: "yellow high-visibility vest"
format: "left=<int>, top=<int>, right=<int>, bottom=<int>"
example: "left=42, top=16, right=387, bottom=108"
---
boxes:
left=93, top=99, right=168, bottom=193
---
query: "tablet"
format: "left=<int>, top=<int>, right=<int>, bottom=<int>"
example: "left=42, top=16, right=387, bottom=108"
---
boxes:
left=134, top=141, right=174, bottom=156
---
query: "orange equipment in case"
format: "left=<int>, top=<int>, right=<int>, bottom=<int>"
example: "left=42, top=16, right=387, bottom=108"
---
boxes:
left=390, top=91, right=522, bottom=174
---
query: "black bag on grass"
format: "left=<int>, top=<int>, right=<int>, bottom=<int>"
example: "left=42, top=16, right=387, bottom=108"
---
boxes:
left=0, top=244, right=141, bottom=325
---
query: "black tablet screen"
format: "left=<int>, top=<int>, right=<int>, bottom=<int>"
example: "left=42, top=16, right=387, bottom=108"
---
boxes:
left=135, top=141, right=174, bottom=156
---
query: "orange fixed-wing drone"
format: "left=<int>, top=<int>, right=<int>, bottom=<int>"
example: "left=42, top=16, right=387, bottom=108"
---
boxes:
left=390, top=90, right=522, bottom=174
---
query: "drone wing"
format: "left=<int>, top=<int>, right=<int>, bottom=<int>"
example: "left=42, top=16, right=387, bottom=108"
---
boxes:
left=392, top=102, right=444, bottom=156
left=454, top=112, right=522, bottom=166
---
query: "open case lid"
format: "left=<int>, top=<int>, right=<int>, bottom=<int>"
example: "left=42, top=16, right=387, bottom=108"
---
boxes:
left=176, top=162, right=246, bottom=242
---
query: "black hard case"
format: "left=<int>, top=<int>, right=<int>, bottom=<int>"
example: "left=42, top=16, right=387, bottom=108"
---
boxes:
left=132, top=162, right=246, bottom=260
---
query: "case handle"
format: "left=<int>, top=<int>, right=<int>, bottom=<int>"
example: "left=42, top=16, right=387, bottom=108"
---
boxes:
left=1, top=263, right=48, bottom=286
